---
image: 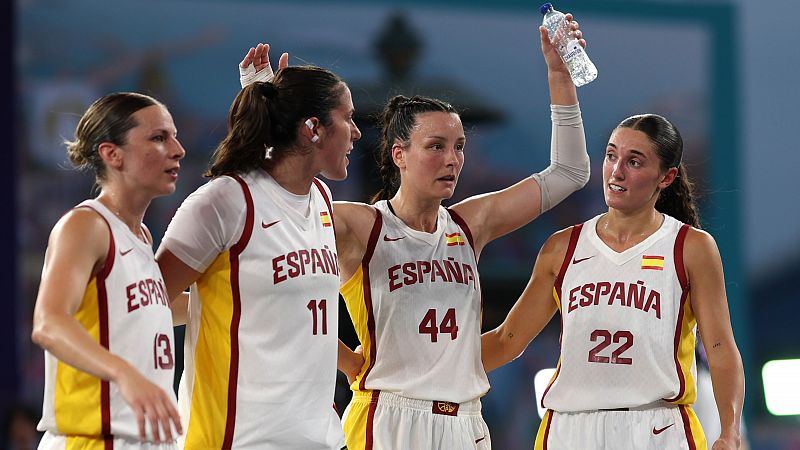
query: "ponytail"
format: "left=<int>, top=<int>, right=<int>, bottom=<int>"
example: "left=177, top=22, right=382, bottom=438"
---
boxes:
left=207, top=66, right=345, bottom=178
left=655, top=164, right=700, bottom=228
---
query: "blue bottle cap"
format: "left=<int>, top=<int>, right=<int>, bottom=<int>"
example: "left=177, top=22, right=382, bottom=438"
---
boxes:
left=539, top=3, right=553, bottom=15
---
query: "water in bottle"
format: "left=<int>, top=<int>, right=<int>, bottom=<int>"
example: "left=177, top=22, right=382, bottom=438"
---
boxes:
left=540, top=3, right=597, bottom=87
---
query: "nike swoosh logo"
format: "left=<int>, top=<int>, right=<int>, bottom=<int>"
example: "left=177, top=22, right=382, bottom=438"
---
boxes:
left=653, top=423, right=674, bottom=435
left=119, top=248, right=133, bottom=256
left=383, top=235, right=405, bottom=242
left=262, top=220, right=280, bottom=229
left=572, top=255, right=595, bottom=264
left=475, top=436, right=486, bottom=444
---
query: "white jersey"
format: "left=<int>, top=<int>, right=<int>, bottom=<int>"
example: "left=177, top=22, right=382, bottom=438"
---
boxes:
left=541, top=214, right=698, bottom=412
left=161, top=170, right=343, bottom=450
left=341, top=201, right=489, bottom=403
left=38, top=199, right=176, bottom=442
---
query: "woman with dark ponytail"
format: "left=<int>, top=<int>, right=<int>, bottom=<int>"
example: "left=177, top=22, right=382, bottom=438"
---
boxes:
left=329, top=18, right=591, bottom=450
left=155, top=44, right=361, bottom=449
left=482, top=114, right=744, bottom=449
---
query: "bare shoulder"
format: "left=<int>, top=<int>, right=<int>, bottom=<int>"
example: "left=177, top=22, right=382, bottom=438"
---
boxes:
left=534, top=226, right=575, bottom=275
left=333, top=201, right=378, bottom=239
left=683, top=227, right=720, bottom=260
left=541, top=226, right=575, bottom=257
left=48, top=207, right=111, bottom=266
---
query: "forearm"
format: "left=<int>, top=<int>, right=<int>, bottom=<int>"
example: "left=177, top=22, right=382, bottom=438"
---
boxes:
left=32, top=313, right=129, bottom=383
left=171, top=292, right=189, bottom=326
left=531, top=103, right=590, bottom=213
left=708, top=347, right=745, bottom=439
left=481, top=328, right=526, bottom=373
left=548, top=71, right=577, bottom=106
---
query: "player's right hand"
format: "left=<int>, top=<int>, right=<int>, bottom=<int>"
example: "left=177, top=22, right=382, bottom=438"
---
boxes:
left=116, top=362, right=182, bottom=443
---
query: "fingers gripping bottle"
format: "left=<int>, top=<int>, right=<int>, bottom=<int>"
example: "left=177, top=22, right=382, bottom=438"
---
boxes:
left=540, top=2, right=598, bottom=87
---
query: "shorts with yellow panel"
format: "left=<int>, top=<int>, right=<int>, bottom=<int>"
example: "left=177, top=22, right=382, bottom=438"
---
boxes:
left=535, top=402, right=707, bottom=450
left=38, top=431, right=178, bottom=450
left=343, top=390, right=490, bottom=450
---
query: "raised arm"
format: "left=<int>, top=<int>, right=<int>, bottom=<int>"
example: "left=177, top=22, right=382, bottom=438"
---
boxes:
left=452, top=18, right=589, bottom=253
left=481, top=228, right=568, bottom=372
left=31, top=210, right=181, bottom=442
left=685, top=229, right=744, bottom=450
left=239, top=42, right=289, bottom=88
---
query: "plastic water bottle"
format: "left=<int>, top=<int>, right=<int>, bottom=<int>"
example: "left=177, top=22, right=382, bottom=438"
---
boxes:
left=540, top=3, right=597, bottom=87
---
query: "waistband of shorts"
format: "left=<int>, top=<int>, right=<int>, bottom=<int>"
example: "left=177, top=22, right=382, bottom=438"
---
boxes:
left=352, top=390, right=483, bottom=416
left=598, top=400, right=677, bottom=412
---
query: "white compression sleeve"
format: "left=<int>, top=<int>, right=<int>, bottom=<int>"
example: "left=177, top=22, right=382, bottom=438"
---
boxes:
left=239, top=62, right=274, bottom=88
left=531, top=103, right=590, bottom=213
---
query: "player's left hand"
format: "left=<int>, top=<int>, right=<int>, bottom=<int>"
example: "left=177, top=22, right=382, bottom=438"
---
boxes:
left=239, top=42, right=289, bottom=88
left=539, top=13, right=586, bottom=75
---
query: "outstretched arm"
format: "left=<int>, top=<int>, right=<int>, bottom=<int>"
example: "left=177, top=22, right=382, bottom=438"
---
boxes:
left=452, top=16, right=589, bottom=253
left=481, top=229, right=567, bottom=372
left=686, top=229, right=744, bottom=450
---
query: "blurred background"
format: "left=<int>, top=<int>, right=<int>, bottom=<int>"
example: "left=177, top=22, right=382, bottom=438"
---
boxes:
left=5, top=0, right=799, bottom=448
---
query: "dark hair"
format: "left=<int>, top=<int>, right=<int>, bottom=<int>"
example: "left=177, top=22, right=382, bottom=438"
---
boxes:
left=206, top=66, right=345, bottom=177
left=616, top=114, right=700, bottom=228
left=66, top=92, right=162, bottom=185
left=370, top=95, right=458, bottom=203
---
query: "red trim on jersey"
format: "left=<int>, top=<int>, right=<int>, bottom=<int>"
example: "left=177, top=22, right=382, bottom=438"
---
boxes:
left=358, top=210, right=383, bottom=391
left=80, top=205, right=115, bottom=438
left=674, top=225, right=690, bottom=290
left=446, top=208, right=475, bottom=251
left=664, top=224, right=691, bottom=403
left=104, top=436, right=114, bottom=450
left=446, top=208, right=485, bottom=317
left=221, top=175, right=255, bottom=448
left=365, top=390, right=381, bottom=450
left=678, top=405, right=697, bottom=450
left=313, top=178, right=336, bottom=233
left=554, top=224, right=583, bottom=296
left=542, top=409, right=553, bottom=450
left=540, top=225, right=582, bottom=409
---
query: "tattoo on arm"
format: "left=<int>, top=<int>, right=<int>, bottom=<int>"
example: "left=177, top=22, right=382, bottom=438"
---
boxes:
left=713, top=342, right=721, bottom=349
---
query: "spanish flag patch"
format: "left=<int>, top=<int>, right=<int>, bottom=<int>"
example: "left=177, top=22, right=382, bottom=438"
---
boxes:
left=641, top=255, right=664, bottom=270
left=320, top=211, right=332, bottom=227
left=446, top=232, right=465, bottom=246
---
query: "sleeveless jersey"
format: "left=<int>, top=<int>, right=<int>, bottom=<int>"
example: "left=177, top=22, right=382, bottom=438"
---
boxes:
left=341, top=201, right=490, bottom=403
left=162, top=171, right=343, bottom=449
left=541, top=214, right=698, bottom=412
left=38, top=199, right=176, bottom=442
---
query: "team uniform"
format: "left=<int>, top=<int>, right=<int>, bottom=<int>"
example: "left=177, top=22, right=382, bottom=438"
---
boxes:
left=535, top=214, right=707, bottom=450
left=38, top=199, right=177, bottom=450
left=341, top=201, right=491, bottom=450
left=161, top=170, right=344, bottom=450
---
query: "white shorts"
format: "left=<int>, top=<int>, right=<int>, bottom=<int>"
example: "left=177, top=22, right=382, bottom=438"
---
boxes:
left=343, top=390, right=491, bottom=450
left=535, top=403, right=707, bottom=450
left=38, top=431, right=178, bottom=450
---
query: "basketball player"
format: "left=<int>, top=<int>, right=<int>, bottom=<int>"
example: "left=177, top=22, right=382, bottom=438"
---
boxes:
left=32, top=92, right=185, bottom=449
left=482, top=114, right=744, bottom=449
left=330, top=20, right=590, bottom=449
left=155, top=64, right=360, bottom=449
